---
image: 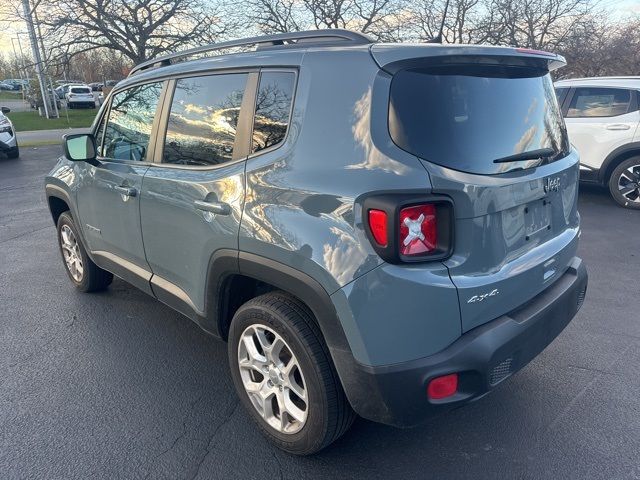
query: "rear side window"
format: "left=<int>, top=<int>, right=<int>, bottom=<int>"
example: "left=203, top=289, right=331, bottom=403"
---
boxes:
left=251, top=71, right=295, bottom=153
left=566, top=87, right=633, bottom=118
left=163, top=73, right=247, bottom=166
left=389, top=66, right=570, bottom=175
left=555, top=87, right=569, bottom=107
left=102, top=82, right=163, bottom=161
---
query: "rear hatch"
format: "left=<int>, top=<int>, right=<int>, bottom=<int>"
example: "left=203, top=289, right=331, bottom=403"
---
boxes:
left=374, top=45, right=581, bottom=332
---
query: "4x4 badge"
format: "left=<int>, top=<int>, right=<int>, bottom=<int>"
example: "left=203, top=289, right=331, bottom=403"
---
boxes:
left=544, top=176, right=561, bottom=193
left=467, top=289, right=499, bottom=303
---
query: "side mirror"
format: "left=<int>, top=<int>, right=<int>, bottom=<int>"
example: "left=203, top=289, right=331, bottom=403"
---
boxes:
left=1, top=106, right=10, bottom=114
left=63, top=133, right=97, bottom=162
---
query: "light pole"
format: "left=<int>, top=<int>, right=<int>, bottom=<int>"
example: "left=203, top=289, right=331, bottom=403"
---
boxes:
left=12, top=36, right=30, bottom=101
left=21, top=0, right=50, bottom=118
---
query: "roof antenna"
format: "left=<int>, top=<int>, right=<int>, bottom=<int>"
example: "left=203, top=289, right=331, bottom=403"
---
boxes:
left=427, top=0, right=450, bottom=44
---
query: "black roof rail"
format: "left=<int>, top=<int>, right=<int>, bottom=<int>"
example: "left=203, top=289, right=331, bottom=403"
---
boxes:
left=128, top=29, right=374, bottom=77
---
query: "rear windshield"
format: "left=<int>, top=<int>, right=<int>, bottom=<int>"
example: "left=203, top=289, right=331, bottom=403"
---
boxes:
left=71, top=87, right=91, bottom=94
left=389, top=66, right=570, bottom=174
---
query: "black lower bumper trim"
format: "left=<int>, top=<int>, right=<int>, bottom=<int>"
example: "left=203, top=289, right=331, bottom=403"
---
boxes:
left=579, top=167, right=600, bottom=184
left=334, top=257, right=588, bottom=427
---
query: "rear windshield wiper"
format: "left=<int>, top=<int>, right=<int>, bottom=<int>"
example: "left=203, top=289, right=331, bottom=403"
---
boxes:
left=492, top=147, right=557, bottom=164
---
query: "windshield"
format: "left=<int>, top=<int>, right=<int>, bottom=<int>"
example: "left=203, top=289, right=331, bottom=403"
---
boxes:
left=71, top=87, right=91, bottom=94
left=389, top=66, right=570, bottom=174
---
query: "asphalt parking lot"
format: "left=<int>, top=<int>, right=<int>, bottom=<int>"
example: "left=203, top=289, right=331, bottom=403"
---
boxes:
left=1, top=146, right=639, bottom=480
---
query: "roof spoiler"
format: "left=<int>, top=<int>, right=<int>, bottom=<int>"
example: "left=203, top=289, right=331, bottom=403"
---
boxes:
left=370, top=44, right=566, bottom=74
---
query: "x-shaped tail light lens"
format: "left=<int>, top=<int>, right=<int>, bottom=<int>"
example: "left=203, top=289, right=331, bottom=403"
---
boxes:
left=399, top=204, right=437, bottom=256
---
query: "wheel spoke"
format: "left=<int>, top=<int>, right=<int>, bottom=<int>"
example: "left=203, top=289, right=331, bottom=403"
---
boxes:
left=266, top=337, right=285, bottom=364
left=619, top=185, right=636, bottom=196
left=241, top=333, right=267, bottom=366
left=282, top=394, right=306, bottom=424
left=287, top=376, right=306, bottom=401
left=244, top=377, right=264, bottom=394
left=60, top=227, right=70, bottom=245
left=625, top=167, right=640, bottom=182
left=254, top=328, right=271, bottom=352
left=239, top=356, right=266, bottom=374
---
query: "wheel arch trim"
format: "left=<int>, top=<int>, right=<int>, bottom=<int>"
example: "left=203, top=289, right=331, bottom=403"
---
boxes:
left=45, top=184, right=92, bottom=258
left=599, top=142, right=640, bottom=184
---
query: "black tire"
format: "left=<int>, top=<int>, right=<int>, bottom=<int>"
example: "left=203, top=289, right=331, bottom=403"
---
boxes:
left=608, top=156, right=640, bottom=209
left=56, top=211, right=113, bottom=292
left=228, top=291, right=355, bottom=455
left=7, top=146, right=19, bottom=159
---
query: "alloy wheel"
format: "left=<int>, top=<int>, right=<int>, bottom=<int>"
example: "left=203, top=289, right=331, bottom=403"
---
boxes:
left=617, top=164, right=640, bottom=204
left=60, top=224, right=84, bottom=282
left=237, top=324, right=308, bottom=434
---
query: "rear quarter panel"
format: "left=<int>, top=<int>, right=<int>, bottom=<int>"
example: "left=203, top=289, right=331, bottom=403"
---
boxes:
left=240, top=49, right=463, bottom=366
left=239, top=49, right=430, bottom=294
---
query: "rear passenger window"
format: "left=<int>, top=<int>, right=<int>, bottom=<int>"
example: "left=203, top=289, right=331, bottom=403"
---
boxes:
left=252, top=71, right=295, bottom=153
left=567, top=88, right=633, bottom=118
left=163, top=74, right=247, bottom=166
left=554, top=87, right=569, bottom=108
left=102, top=82, right=163, bottom=161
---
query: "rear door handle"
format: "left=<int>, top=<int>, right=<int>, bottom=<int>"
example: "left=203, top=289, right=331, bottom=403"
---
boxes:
left=606, top=124, right=631, bottom=131
left=194, top=200, right=231, bottom=216
left=115, top=185, right=137, bottom=197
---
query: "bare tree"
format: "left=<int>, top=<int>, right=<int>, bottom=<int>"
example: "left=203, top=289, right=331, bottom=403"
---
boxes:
left=36, top=0, right=234, bottom=65
left=247, top=0, right=401, bottom=39
left=482, top=0, right=593, bottom=48
left=559, top=15, right=640, bottom=77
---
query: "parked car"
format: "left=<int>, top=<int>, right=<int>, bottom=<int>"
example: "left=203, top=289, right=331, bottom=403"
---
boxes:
left=56, top=82, right=87, bottom=100
left=0, top=106, right=19, bottom=158
left=54, top=85, right=68, bottom=99
left=0, top=79, right=24, bottom=91
left=555, top=77, right=640, bottom=209
left=28, top=88, right=62, bottom=110
left=0, top=81, right=18, bottom=91
left=65, top=85, right=96, bottom=109
left=45, top=30, right=588, bottom=455
left=88, top=82, right=104, bottom=92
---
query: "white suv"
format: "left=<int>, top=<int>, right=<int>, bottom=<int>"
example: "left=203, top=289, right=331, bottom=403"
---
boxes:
left=554, top=77, right=640, bottom=209
left=65, top=85, right=96, bottom=109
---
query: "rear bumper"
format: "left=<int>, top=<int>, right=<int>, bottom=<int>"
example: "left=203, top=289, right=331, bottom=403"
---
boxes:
left=335, top=256, right=587, bottom=427
left=68, top=101, right=95, bottom=107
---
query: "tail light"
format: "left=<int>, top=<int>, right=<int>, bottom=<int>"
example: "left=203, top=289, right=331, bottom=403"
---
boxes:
left=399, top=204, right=436, bottom=256
left=363, top=194, right=454, bottom=264
left=368, top=209, right=388, bottom=247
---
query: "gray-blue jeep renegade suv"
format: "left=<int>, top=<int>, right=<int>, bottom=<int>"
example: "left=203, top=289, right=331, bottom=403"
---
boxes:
left=45, top=30, right=588, bottom=454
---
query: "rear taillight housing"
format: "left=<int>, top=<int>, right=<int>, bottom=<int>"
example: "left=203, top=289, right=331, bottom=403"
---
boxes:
left=363, top=195, right=453, bottom=264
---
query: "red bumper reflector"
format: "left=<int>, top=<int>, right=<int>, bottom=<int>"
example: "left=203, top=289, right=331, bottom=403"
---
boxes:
left=427, top=373, right=458, bottom=400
